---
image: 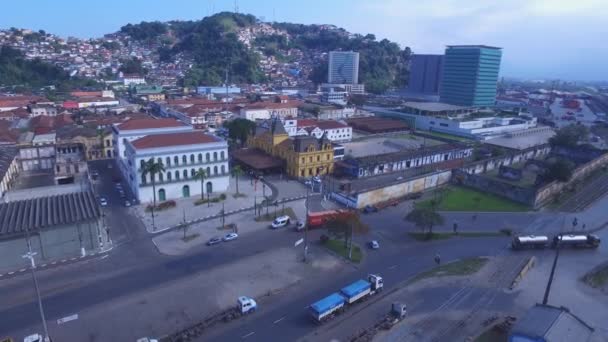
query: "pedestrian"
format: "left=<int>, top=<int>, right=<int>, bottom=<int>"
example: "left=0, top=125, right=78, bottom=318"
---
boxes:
left=434, top=253, right=441, bottom=265
left=453, top=222, right=458, bottom=234
left=582, top=223, right=586, bottom=231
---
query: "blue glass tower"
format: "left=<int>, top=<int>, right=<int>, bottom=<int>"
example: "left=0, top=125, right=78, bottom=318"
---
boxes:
left=440, top=45, right=502, bottom=107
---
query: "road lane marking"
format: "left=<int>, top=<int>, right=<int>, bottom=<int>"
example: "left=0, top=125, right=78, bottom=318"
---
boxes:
left=57, top=314, right=79, bottom=324
left=8, top=272, right=14, bottom=275
left=51, top=262, right=57, bottom=265
left=388, top=265, right=398, bottom=270
left=273, top=316, right=286, bottom=324
left=100, top=255, right=109, bottom=260
left=41, top=264, right=47, bottom=267
left=19, top=268, right=26, bottom=272
left=242, top=332, right=255, bottom=339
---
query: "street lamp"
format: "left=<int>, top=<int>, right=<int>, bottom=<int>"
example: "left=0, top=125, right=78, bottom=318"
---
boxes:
left=22, top=250, right=51, bottom=342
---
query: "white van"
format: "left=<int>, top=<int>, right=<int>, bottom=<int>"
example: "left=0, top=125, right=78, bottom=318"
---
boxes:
left=271, top=216, right=291, bottom=229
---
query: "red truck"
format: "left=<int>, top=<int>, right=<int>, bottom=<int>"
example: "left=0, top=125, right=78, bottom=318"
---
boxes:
left=306, top=210, right=354, bottom=229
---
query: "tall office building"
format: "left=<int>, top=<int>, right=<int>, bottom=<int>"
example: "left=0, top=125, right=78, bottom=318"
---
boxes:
left=408, top=54, right=444, bottom=95
left=440, top=45, right=502, bottom=107
left=328, top=51, right=359, bottom=84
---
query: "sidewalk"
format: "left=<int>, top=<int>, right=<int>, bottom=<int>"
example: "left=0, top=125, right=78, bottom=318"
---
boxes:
left=152, top=199, right=308, bottom=255
left=134, top=175, right=309, bottom=233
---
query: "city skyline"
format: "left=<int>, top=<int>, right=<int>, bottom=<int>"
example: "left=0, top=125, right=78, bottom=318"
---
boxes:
left=0, top=0, right=606, bottom=82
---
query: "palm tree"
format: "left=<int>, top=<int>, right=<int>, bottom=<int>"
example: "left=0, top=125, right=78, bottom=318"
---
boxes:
left=194, top=168, right=208, bottom=200
left=141, top=158, right=165, bottom=230
left=231, top=165, right=244, bottom=195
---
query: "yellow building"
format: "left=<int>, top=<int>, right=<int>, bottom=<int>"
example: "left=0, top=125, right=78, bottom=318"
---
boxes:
left=248, top=120, right=334, bottom=178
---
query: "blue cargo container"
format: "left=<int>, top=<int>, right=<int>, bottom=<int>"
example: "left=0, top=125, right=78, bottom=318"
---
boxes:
left=309, top=293, right=346, bottom=322
left=340, top=279, right=372, bottom=304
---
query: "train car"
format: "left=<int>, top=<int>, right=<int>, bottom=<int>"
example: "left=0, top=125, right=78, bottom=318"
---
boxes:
left=511, top=235, right=549, bottom=250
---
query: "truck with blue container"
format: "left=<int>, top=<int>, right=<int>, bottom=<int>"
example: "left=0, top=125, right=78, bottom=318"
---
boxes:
left=309, top=274, right=383, bottom=323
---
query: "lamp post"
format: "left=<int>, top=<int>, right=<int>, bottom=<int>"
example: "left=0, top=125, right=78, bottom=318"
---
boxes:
left=304, top=186, right=309, bottom=262
left=23, top=229, right=51, bottom=342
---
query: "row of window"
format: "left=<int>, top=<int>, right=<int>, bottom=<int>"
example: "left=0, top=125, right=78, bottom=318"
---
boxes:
left=142, top=165, right=226, bottom=184
left=139, top=151, right=226, bottom=169
left=300, top=154, right=331, bottom=164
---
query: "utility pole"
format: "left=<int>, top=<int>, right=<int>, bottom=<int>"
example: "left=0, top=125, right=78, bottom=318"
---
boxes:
left=303, top=187, right=309, bottom=262
left=23, top=228, right=51, bottom=342
left=221, top=202, right=225, bottom=228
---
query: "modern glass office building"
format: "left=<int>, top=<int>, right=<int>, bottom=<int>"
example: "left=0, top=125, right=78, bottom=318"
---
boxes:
left=408, top=54, right=444, bottom=95
left=439, top=45, right=502, bottom=107
left=328, top=51, right=359, bottom=84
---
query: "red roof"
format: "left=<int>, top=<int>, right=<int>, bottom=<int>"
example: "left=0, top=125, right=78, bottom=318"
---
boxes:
left=316, top=120, right=348, bottom=130
left=131, top=131, right=219, bottom=150
left=243, top=101, right=300, bottom=110
left=297, top=119, right=317, bottom=128
left=116, top=118, right=187, bottom=131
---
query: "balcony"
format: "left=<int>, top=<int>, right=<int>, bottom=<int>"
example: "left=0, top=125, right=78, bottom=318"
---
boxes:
left=136, top=157, right=228, bottom=172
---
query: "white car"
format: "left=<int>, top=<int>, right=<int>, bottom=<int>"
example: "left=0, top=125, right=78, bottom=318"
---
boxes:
left=271, top=215, right=291, bottom=229
left=295, top=221, right=306, bottom=231
left=369, top=240, right=380, bottom=249
left=99, top=197, right=108, bottom=207
left=223, top=233, right=239, bottom=241
left=124, top=200, right=131, bottom=207
left=24, top=334, right=43, bottom=342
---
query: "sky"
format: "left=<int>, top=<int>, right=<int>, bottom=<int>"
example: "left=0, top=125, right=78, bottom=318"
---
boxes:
left=1, top=0, right=607, bottom=82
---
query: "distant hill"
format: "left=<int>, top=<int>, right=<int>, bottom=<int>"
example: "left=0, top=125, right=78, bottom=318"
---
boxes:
left=119, top=12, right=411, bottom=93
left=0, top=45, right=98, bottom=93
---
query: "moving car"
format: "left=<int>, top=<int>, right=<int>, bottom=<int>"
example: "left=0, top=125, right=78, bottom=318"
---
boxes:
left=295, top=221, right=306, bottom=231
left=207, top=237, right=222, bottom=246
left=271, top=215, right=291, bottom=229
left=223, top=233, right=239, bottom=242
left=369, top=240, right=380, bottom=249
left=99, top=197, right=108, bottom=207
left=23, top=335, right=43, bottom=342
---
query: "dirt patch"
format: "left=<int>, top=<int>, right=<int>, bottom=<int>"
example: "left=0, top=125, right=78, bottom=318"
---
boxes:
left=582, top=262, right=608, bottom=293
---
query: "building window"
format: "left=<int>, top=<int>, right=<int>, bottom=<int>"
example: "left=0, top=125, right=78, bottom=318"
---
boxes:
left=182, top=155, right=187, bottom=164
left=308, top=168, right=313, bottom=176
left=174, top=156, right=179, bottom=165
left=190, top=154, right=195, bottom=163
left=167, top=172, right=172, bottom=181
left=213, top=152, right=218, bottom=161
left=220, top=151, right=225, bottom=160
left=166, top=157, right=171, bottom=166
left=140, top=160, right=145, bottom=169
left=142, top=174, right=146, bottom=184
left=159, top=172, right=164, bottom=182
left=198, top=153, right=203, bottom=163
left=221, top=165, right=225, bottom=174
left=206, top=153, right=210, bottom=162
left=206, top=166, right=211, bottom=176
left=300, top=169, right=305, bottom=177
left=56, top=165, right=60, bottom=172
left=301, top=157, right=304, bottom=163
left=175, top=171, right=180, bottom=180
left=214, top=166, right=218, bottom=175
left=157, top=158, right=162, bottom=165
left=317, top=155, right=320, bottom=162
left=183, top=170, right=188, bottom=179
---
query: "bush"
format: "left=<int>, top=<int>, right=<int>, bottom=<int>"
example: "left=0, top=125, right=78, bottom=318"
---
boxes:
left=500, top=228, right=513, bottom=236
left=320, top=234, right=329, bottom=244
left=146, top=200, right=176, bottom=212
left=219, top=193, right=227, bottom=200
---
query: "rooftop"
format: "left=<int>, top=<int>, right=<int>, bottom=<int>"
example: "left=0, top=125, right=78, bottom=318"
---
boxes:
left=0, top=191, right=101, bottom=237
left=116, top=118, right=187, bottom=131
left=402, top=102, right=470, bottom=112
left=131, top=131, right=220, bottom=150
left=446, top=45, right=502, bottom=49
left=484, top=127, right=555, bottom=150
left=511, top=304, right=593, bottom=342
left=316, top=120, right=349, bottom=130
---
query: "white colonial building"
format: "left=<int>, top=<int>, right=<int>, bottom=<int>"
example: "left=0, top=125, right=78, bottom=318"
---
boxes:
left=282, top=119, right=352, bottom=142
left=124, top=131, right=229, bottom=203
left=112, top=118, right=193, bottom=177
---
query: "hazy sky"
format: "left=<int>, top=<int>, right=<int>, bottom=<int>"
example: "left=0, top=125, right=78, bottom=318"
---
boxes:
left=1, top=0, right=606, bottom=81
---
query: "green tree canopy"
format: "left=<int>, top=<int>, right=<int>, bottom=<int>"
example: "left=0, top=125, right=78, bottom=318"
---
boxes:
left=542, top=159, right=575, bottom=183
left=405, top=207, right=444, bottom=235
left=119, top=57, right=147, bottom=75
left=549, top=124, right=589, bottom=148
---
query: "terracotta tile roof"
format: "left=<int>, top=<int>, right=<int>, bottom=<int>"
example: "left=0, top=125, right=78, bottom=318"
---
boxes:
left=131, top=131, right=220, bottom=150
left=242, top=101, right=300, bottom=111
left=296, top=119, right=317, bottom=128
left=116, top=118, right=187, bottom=131
left=316, top=120, right=349, bottom=130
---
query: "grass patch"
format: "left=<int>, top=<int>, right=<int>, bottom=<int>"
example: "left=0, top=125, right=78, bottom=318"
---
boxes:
left=582, top=263, right=608, bottom=289
left=413, top=257, right=488, bottom=282
left=194, top=194, right=227, bottom=206
left=408, top=231, right=509, bottom=241
left=416, top=186, right=529, bottom=212
left=181, top=233, right=200, bottom=243
left=254, top=207, right=297, bottom=222
left=474, top=328, right=508, bottom=342
left=323, top=239, right=363, bottom=263
left=232, top=193, right=248, bottom=199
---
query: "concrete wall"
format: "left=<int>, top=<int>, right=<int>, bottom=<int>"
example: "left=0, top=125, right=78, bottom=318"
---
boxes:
left=0, top=220, right=100, bottom=272
left=355, top=170, right=452, bottom=208
left=452, top=169, right=538, bottom=206
left=459, top=145, right=551, bottom=175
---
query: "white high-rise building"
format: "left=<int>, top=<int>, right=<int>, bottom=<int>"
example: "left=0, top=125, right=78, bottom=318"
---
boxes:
left=328, top=51, right=359, bottom=84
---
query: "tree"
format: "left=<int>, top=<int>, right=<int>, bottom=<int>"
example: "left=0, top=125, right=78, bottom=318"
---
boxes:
left=194, top=168, right=208, bottom=200
left=231, top=165, right=244, bottom=195
left=542, top=159, right=574, bottom=182
left=141, top=158, right=165, bottom=230
left=224, top=118, right=256, bottom=146
left=119, top=57, right=147, bottom=75
left=326, top=211, right=369, bottom=259
left=549, top=124, right=589, bottom=148
left=348, top=94, right=366, bottom=107
left=405, top=207, right=444, bottom=237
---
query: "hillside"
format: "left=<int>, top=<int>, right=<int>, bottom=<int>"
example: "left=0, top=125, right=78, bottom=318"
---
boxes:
left=0, top=45, right=99, bottom=93
left=119, top=12, right=411, bottom=93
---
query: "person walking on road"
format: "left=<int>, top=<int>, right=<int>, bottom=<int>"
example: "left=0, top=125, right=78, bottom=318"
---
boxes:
left=453, top=222, right=458, bottom=234
left=434, top=253, right=441, bottom=265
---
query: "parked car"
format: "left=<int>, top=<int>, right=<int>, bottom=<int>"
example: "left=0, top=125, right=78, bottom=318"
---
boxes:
left=223, top=233, right=239, bottom=241
left=369, top=240, right=380, bottom=249
left=363, top=205, right=378, bottom=214
left=23, top=334, right=43, bottom=342
left=206, top=237, right=222, bottom=246
left=119, top=190, right=126, bottom=198
left=124, top=200, right=131, bottom=207
left=271, top=215, right=291, bottom=229
left=295, top=221, right=306, bottom=231
left=99, top=197, right=108, bottom=207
